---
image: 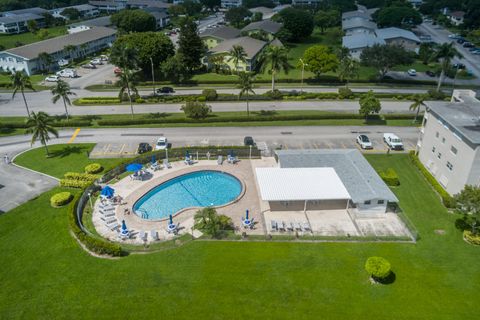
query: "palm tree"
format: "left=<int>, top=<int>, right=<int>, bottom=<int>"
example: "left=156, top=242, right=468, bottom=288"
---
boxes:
left=25, top=111, right=59, bottom=157
left=238, top=72, right=255, bottom=117
left=409, top=94, right=427, bottom=123
left=51, top=80, right=76, bottom=121
left=80, top=43, right=88, bottom=55
left=194, top=207, right=222, bottom=238
left=259, top=45, right=291, bottom=91
left=11, top=71, right=35, bottom=117
left=433, top=43, right=463, bottom=91
left=110, top=44, right=139, bottom=71
left=63, top=44, right=77, bottom=60
left=117, top=69, right=138, bottom=119
left=38, top=52, right=53, bottom=73
left=338, top=57, right=359, bottom=87
left=227, top=45, right=247, bottom=74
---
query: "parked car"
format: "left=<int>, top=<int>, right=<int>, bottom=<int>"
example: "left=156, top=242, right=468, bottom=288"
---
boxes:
left=155, top=137, right=168, bottom=150
left=383, top=133, right=404, bottom=150
left=56, top=68, right=77, bottom=78
left=448, top=33, right=460, bottom=39
left=453, top=63, right=466, bottom=69
left=407, top=69, right=417, bottom=76
left=468, top=47, right=479, bottom=52
left=114, top=67, right=122, bottom=74
left=90, top=58, right=103, bottom=65
left=463, top=42, right=474, bottom=48
left=356, top=135, right=373, bottom=149
left=425, top=70, right=436, bottom=77
left=137, top=142, right=152, bottom=154
left=100, top=55, right=109, bottom=61
left=156, top=86, right=174, bottom=94
left=244, top=136, right=255, bottom=146
left=472, top=50, right=480, bottom=55
left=45, top=75, right=59, bottom=82
left=81, top=63, right=96, bottom=69
left=57, top=58, right=69, bottom=67
left=457, top=38, right=466, bottom=44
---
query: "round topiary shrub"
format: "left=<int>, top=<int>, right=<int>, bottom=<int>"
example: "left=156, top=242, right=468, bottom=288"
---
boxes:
left=85, top=163, right=103, bottom=174
left=365, top=256, right=391, bottom=281
left=50, top=192, right=73, bottom=208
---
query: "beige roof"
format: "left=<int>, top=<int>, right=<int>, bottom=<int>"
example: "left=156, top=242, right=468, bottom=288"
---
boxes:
left=200, top=26, right=241, bottom=40
left=210, top=36, right=267, bottom=59
left=5, top=27, right=116, bottom=60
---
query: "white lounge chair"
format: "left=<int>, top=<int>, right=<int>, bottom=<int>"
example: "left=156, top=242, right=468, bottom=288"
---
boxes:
left=303, top=222, right=311, bottom=231
left=217, top=155, right=223, bottom=165
left=100, top=212, right=116, bottom=220
left=150, top=230, right=159, bottom=240
left=138, top=230, right=147, bottom=242
left=278, top=221, right=286, bottom=231
left=163, top=158, right=171, bottom=169
left=103, top=216, right=117, bottom=224
left=271, top=220, right=277, bottom=231
left=106, top=220, right=119, bottom=230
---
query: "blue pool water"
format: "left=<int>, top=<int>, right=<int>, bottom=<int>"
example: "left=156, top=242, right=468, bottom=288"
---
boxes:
left=133, top=170, right=242, bottom=220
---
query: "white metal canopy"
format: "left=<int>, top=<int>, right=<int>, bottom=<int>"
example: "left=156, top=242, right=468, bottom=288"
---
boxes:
left=255, top=167, right=351, bottom=201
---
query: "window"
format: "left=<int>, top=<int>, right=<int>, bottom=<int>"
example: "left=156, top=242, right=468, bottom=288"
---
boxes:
left=364, top=200, right=371, bottom=205
left=447, top=162, right=453, bottom=171
left=442, top=137, right=446, bottom=143
left=438, top=152, right=442, bottom=159
left=451, top=146, right=457, bottom=155
left=432, top=146, right=436, bottom=153
left=377, top=200, right=385, bottom=204
left=436, top=132, right=439, bottom=138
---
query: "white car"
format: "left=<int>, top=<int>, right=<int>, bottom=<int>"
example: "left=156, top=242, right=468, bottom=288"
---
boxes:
left=407, top=69, right=417, bottom=76
left=155, top=137, right=168, bottom=150
left=100, top=55, right=109, bottom=61
left=383, top=133, right=404, bottom=150
left=90, top=58, right=103, bottom=65
left=356, top=134, right=373, bottom=149
left=56, top=68, right=77, bottom=78
left=45, top=75, right=60, bottom=82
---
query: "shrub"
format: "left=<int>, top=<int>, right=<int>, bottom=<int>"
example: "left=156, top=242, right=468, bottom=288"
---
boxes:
left=427, top=89, right=446, bottom=100
left=180, top=100, right=212, bottom=120
left=50, top=192, right=73, bottom=207
left=202, top=89, right=218, bottom=101
left=265, top=89, right=283, bottom=100
left=64, top=172, right=99, bottom=181
left=379, top=168, right=400, bottom=186
left=85, top=163, right=103, bottom=174
left=464, top=230, right=480, bottom=245
left=409, top=151, right=455, bottom=208
left=338, top=87, right=354, bottom=99
left=60, top=179, right=93, bottom=189
left=365, top=256, right=391, bottom=280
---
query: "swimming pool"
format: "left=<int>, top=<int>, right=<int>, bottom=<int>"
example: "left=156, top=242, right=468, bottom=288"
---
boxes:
left=133, top=170, right=243, bottom=220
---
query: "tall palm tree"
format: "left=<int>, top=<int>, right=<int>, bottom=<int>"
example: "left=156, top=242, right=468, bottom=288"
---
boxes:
left=238, top=72, right=255, bottom=117
left=25, top=111, right=59, bottom=157
left=110, top=44, right=139, bottom=71
left=433, top=42, right=463, bottom=91
left=409, top=94, right=427, bottom=123
left=259, top=45, right=290, bottom=91
left=227, top=45, right=247, bottom=74
left=117, top=69, right=138, bottom=119
left=80, top=43, right=88, bottom=55
left=51, top=80, right=76, bottom=121
left=63, top=44, right=77, bottom=60
left=338, top=57, right=359, bottom=87
left=11, top=71, right=35, bottom=117
left=38, top=52, right=53, bottom=73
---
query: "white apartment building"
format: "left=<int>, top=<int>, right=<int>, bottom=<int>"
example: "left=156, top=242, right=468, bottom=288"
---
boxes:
left=221, top=0, right=242, bottom=8
left=291, top=0, right=321, bottom=5
left=417, top=90, right=480, bottom=195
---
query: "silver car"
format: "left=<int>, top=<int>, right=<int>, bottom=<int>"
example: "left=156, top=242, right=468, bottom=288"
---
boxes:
left=356, top=135, right=373, bottom=149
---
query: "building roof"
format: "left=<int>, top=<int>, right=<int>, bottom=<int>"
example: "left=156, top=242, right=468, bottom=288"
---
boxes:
left=68, top=15, right=112, bottom=28
left=376, top=27, right=420, bottom=43
left=210, top=36, right=267, bottom=59
left=0, top=13, right=43, bottom=24
left=342, top=33, right=385, bottom=50
left=4, top=27, right=116, bottom=60
left=3, top=7, right=48, bottom=16
left=342, top=17, right=377, bottom=31
left=255, top=167, right=351, bottom=201
left=342, top=10, right=371, bottom=20
left=149, top=10, right=168, bottom=19
left=276, top=149, right=399, bottom=203
left=450, top=11, right=465, bottom=18
left=242, top=20, right=282, bottom=34
left=270, top=38, right=283, bottom=47
left=89, top=1, right=124, bottom=8
left=200, top=26, right=241, bottom=40
left=426, top=90, right=480, bottom=145
left=56, top=4, right=98, bottom=12
left=127, top=0, right=171, bottom=8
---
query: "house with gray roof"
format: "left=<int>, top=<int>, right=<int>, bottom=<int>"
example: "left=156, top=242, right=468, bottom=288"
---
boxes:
left=143, top=7, right=169, bottom=29
left=376, top=27, right=420, bottom=53
left=50, top=4, right=99, bottom=20
left=341, top=10, right=372, bottom=21
left=200, top=26, right=241, bottom=49
left=89, top=1, right=125, bottom=12
left=126, top=0, right=171, bottom=9
left=342, top=17, right=377, bottom=36
left=0, top=13, right=45, bottom=34
left=2, top=7, right=48, bottom=17
left=68, top=15, right=113, bottom=34
left=0, top=27, right=116, bottom=75
left=241, top=20, right=282, bottom=40
left=275, top=149, right=398, bottom=213
left=342, top=33, right=385, bottom=60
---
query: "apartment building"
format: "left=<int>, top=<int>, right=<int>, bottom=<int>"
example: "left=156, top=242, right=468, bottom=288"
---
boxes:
left=221, top=0, right=242, bottom=8
left=0, top=13, right=45, bottom=34
left=417, top=90, right=480, bottom=195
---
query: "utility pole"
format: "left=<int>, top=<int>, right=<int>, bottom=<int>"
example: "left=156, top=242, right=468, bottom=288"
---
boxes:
left=150, top=57, right=155, bottom=96
left=299, top=58, right=307, bottom=94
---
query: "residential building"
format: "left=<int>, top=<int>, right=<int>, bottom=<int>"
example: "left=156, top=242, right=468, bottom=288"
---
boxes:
left=0, top=13, right=45, bottom=34
left=341, top=10, right=372, bottom=21
left=67, top=16, right=113, bottom=34
left=143, top=7, right=169, bottom=29
left=376, top=27, right=421, bottom=53
left=342, top=17, right=377, bottom=35
left=342, top=33, right=385, bottom=60
left=0, top=27, right=116, bottom=75
left=126, top=0, right=171, bottom=10
left=273, top=149, right=398, bottom=214
left=408, top=0, right=423, bottom=8
left=448, top=11, right=465, bottom=26
left=2, top=7, right=48, bottom=17
left=50, top=4, right=99, bottom=20
left=89, top=1, right=126, bottom=12
left=417, top=90, right=480, bottom=195
left=291, top=0, right=322, bottom=5
left=249, top=7, right=275, bottom=20
left=241, top=20, right=282, bottom=40
left=200, top=26, right=241, bottom=49
left=221, top=0, right=242, bottom=9
left=206, top=36, right=267, bottom=72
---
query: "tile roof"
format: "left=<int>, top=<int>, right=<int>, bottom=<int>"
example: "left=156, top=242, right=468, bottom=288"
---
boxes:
left=2, top=7, right=48, bottom=16
left=68, top=15, right=112, bottom=28
left=0, top=13, right=43, bottom=24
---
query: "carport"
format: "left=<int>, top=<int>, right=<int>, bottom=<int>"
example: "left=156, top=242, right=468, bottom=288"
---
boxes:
left=255, top=167, right=351, bottom=212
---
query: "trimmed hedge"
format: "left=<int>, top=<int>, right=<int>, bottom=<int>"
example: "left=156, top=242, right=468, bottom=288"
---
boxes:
left=464, top=230, right=480, bottom=245
left=64, top=172, right=99, bottom=181
left=365, top=256, right=392, bottom=280
left=379, top=168, right=400, bottom=186
left=60, top=179, right=92, bottom=189
left=68, top=194, right=122, bottom=256
left=85, top=163, right=103, bottom=174
left=409, top=151, right=455, bottom=208
left=50, top=192, right=73, bottom=207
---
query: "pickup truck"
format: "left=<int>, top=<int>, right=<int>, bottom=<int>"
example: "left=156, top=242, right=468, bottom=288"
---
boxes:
left=383, top=133, right=404, bottom=150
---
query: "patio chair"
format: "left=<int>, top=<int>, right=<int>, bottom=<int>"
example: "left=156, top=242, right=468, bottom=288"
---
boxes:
left=217, top=155, right=223, bottom=165
left=150, top=230, right=159, bottom=241
left=163, top=158, right=172, bottom=169
left=271, top=220, right=278, bottom=231
left=103, top=216, right=117, bottom=224
left=295, top=222, right=303, bottom=231
left=287, top=222, right=294, bottom=231
left=106, top=220, right=119, bottom=231
left=100, top=211, right=116, bottom=220
left=138, top=230, right=147, bottom=242
left=278, top=221, right=286, bottom=231
left=303, top=222, right=311, bottom=231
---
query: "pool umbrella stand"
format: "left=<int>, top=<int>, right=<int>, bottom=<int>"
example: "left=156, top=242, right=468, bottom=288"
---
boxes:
left=101, top=186, right=115, bottom=198
left=120, top=220, right=130, bottom=237
left=126, top=163, right=143, bottom=172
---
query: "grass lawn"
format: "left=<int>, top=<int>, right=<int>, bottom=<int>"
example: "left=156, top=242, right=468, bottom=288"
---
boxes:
left=13, top=143, right=126, bottom=178
left=0, top=26, right=67, bottom=49
left=0, top=153, right=478, bottom=318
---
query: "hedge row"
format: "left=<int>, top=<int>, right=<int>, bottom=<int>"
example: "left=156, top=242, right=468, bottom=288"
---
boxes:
left=379, top=168, right=400, bottom=186
left=64, top=172, right=99, bottom=181
left=60, top=179, right=92, bottom=189
left=408, top=151, right=455, bottom=208
left=68, top=194, right=122, bottom=256
left=464, top=230, right=480, bottom=245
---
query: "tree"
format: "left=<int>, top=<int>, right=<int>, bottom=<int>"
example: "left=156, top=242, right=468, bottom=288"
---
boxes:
left=337, top=56, right=359, bottom=86
left=161, top=54, right=192, bottom=83
left=27, top=20, right=38, bottom=34
left=359, top=90, right=381, bottom=121
left=11, top=71, right=34, bottom=118
left=51, top=80, right=76, bottom=121
left=432, top=42, right=463, bottom=91
left=117, top=69, right=138, bottom=119
left=374, top=6, right=422, bottom=28
left=225, top=6, right=252, bottom=28
left=110, top=10, right=156, bottom=33
left=238, top=72, right=255, bottom=117
left=111, top=32, right=174, bottom=77
left=110, top=43, right=139, bottom=71
left=409, top=94, right=427, bottom=123
left=314, top=9, right=340, bottom=33
left=455, top=185, right=480, bottom=235
left=365, top=256, right=392, bottom=281
left=227, top=45, right=247, bottom=74
left=37, top=29, right=49, bottom=40
left=37, top=52, right=54, bottom=72
left=258, top=45, right=290, bottom=91
left=181, top=0, right=203, bottom=16
left=275, top=27, right=292, bottom=43
left=193, top=207, right=233, bottom=238
left=61, top=8, right=81, bottom=20
left=200, top=0, right=220, bottom=11
left=181, top=101, right=212, bottom=119
left=302, top=45, right=339, bottom=78
left=360, top=44, right=414, bottom=79
left=277, top=7, right=314, bottom=42
left=418, top=42, right=436, bottom=65
left=177, top=17, right=205, bottom=73
left=25, top=111, right=59, bottom=157
left=243, top=0, right=275, bottom=8
left=251, top=11, right=263, bottom=22
left=63, top=44, right=76, bottom=59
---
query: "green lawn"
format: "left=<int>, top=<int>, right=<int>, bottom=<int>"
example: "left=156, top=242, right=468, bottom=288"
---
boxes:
left=14, top=143, right=126, bottom=178
left=0, top=153, right=478, bottom=318
left=0, top=26, right=67, bottom=49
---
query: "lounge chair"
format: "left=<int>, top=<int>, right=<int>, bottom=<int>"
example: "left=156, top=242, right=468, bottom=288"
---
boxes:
left=100, top=211, right=116, bottom=220
left=150, top=230, right=159, bottom=240
left=103, top=216, right=117, bottom=224
left=217, top=155, right=223, bottom=165
left=271, top=220, right=277, bottom=231
left=303, top=222, right=311, bottom=231
left=286, top=222, right=294, bottom=231
left=106, top=220, right=119, bottom=230
left=138, top=230, right=147, bottom=242
left=295, top=222, right=302, bottom=231
left=278, top=221, right=286, bottom=231
left=163, top=158, right=171, bottom=169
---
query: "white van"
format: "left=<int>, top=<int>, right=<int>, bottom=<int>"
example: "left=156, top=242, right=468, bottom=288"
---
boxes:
left=383, top=133, right=404, bottom=150
left=56, top=68, right=77, bottom=78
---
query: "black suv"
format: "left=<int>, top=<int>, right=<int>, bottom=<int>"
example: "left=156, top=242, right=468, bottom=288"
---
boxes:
left=156, top=87, right=175, bottom=94
left=244, top=136, right=255, bottom=146
left=137, top=143, right=152, bottom=154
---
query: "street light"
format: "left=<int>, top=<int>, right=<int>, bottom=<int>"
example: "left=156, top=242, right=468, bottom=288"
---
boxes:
left=87, top=191, right=93, bottom=209
left=299, top=58, right=308, bottom=94
left=150, top=57, right=155, bottom=96
left=249, top=145, right=252, bottom=159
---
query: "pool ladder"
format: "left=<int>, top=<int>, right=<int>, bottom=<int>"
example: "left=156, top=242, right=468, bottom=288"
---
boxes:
left=136, top=208, right=149, bottom=219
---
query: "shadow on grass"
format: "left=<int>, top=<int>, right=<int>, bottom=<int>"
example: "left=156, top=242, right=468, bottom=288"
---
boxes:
left=375, top=271, right=396, bottom=285
left=49, top=145, right=84, bottom=158
left=455, top=215, right=471, bottom=231
left=80, top=115, right=102, bottom=121
left=145, top=112, right=170, bottom=119
left=253, top=110, right=278, bottom=116
left=0, top=127, right=15, bottom=134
